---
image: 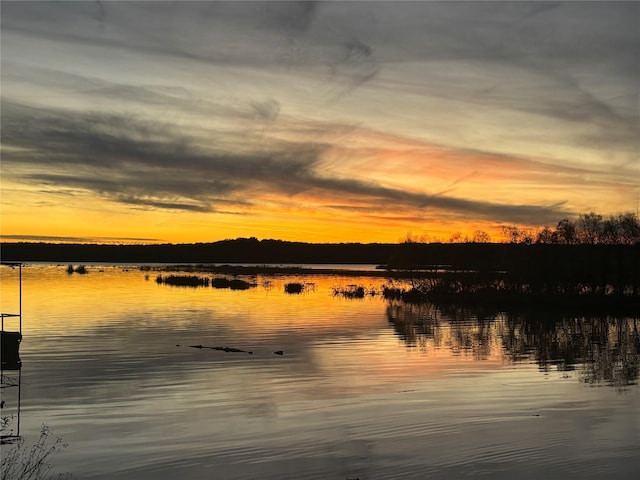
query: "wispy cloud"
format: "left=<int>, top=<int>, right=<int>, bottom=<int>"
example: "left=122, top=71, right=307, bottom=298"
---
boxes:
left=1, top=1, right=637, bottom=241
left=2, top=100, right=568, bottom=224
left=0, top=234, right=162, bottom=243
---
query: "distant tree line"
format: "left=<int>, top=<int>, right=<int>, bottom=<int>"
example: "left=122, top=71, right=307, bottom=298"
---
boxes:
left=441, top=212, right=640, bottom=245
left=386, top=242, right=639, bottom=306
left=502, top=212, right=640, bottom=245
left=387, top=215, right=640, bottom=306
left=1, top=212, right=638, bottom=266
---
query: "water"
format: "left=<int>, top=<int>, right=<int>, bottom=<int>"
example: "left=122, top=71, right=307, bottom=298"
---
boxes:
left=1, top=264, right=638, bottom=479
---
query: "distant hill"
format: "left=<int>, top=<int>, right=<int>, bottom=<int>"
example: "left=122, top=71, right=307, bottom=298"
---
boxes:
left=0, top=238, right=396, bottom=264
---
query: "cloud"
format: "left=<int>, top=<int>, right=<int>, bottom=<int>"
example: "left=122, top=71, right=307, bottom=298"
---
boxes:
left=1, top=100, right=568, bottom=225
left=0, top=234, right=162, bottom=243
left=4, top=2, right=636, bottom=79
left=264, top=1, right=318, bottom=34
left=250, top=99, right=281, bottom=121
left=2, top=1, right=636, bottom=239
left=0, top=100, right=325, bottom=212
left=303, top=174, right=566, bottom=225
left=4, top=3, right=636, bottom=140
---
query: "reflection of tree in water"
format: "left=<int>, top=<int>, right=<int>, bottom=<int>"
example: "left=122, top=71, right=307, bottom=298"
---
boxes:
left=579, top=317, right=639, bottom=388
left=387, top=301, right=640, bottom=387
left=498, top=312, right=583, bottom=367
left=501, top=313, right=640, bottom=388
left=386, top=302, right=439, bottom=352
left=386, top=301, right=498, bottom=360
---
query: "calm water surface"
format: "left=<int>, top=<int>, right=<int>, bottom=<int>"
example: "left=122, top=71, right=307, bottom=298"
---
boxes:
left=1, top=264, right=638, bottom=479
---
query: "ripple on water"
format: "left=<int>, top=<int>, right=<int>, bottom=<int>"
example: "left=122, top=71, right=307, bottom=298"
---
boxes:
left=2, top=266, right=638, bottom=480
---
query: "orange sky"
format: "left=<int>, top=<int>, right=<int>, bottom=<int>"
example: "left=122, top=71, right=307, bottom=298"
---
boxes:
left=1, top=2, right=638, bottom=244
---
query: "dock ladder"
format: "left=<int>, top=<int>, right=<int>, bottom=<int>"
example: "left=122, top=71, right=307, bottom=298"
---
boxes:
left=1, top=262, right=22, bottom=369
left=1, top=262, right=22, bottom=443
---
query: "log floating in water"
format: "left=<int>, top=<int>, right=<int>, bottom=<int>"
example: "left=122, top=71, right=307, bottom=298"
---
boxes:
left=176, top=344, right=288, bottom=356
left=176, top=344, right=253, bottom=354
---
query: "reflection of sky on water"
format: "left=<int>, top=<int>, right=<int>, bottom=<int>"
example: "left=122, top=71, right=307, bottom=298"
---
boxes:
left=1, top=265, right=639, bottom=479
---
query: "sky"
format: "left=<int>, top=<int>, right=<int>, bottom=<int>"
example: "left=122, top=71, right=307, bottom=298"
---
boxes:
left=1, top=1, right=638, bottom=244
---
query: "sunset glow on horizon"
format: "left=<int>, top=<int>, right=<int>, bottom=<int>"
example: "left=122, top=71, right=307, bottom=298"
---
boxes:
left=1, top=1, right=638, bottom=244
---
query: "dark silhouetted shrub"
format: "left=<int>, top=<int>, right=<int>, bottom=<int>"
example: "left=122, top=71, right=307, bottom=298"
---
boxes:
left=156, top=275, right=209, bottom=287
left=284, top=282, right=304, bottom=294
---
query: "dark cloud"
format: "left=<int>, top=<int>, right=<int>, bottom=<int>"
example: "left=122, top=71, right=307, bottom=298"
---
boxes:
left=5, top=1, right=634, bottom=123
left=111, top=195, right=213, bottom=213
left=0, top=100, right=324, bottom=211
left=263, top=1, right=318, bottom=34
left=2, top=100, right=567, bottom=224
left=327, top=37, right=379, bottom=100
left=304, top=175, right=567, bottom=226
left=3, top=1, right=636, bottom=75
left=250, top=99, right=281, bottom=121
left=1, top=1, right=381, bottom=95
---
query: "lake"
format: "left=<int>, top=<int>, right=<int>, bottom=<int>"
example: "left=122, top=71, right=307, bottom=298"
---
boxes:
left=1, top=264, right=638, bottom=479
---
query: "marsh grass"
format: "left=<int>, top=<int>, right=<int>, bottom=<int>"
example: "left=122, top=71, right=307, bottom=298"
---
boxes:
left=228, top=279, right=254, bottom=290
left=332, top=284, right=375, bottom=299
left=212, top=277, right=231, bottom=288
left=66, top=265, right=87, bottom=275
left=211, top=277, right=256, bottom=290
left=155, top=274, right=209, bottom=287
left=284, top=282, right=304, bottom=294
left=1, top=424, right=74, bottom=480
left=155, top=275, right=256, bottom=290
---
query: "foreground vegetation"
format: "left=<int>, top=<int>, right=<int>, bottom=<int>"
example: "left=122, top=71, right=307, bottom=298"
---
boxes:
left=1, top=424, right=74, bottom=480
left=155, top=274, right=255, bottom=290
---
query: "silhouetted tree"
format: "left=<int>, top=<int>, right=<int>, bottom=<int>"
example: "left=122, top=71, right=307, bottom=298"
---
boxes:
left=535, top=226, right=557, bottom=244
left=577, top=212, right=604, bottom=244
left=471, top=230, right=491, bottom=243
left=539, top=212, right=640, bottom=246
left=502, top=226, right=533, bottom=244
left=555, top=218, right=578, bottom=244
left=448, top=232, right=464, bottom=243
left=618, top=212, right=640, bottom=245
